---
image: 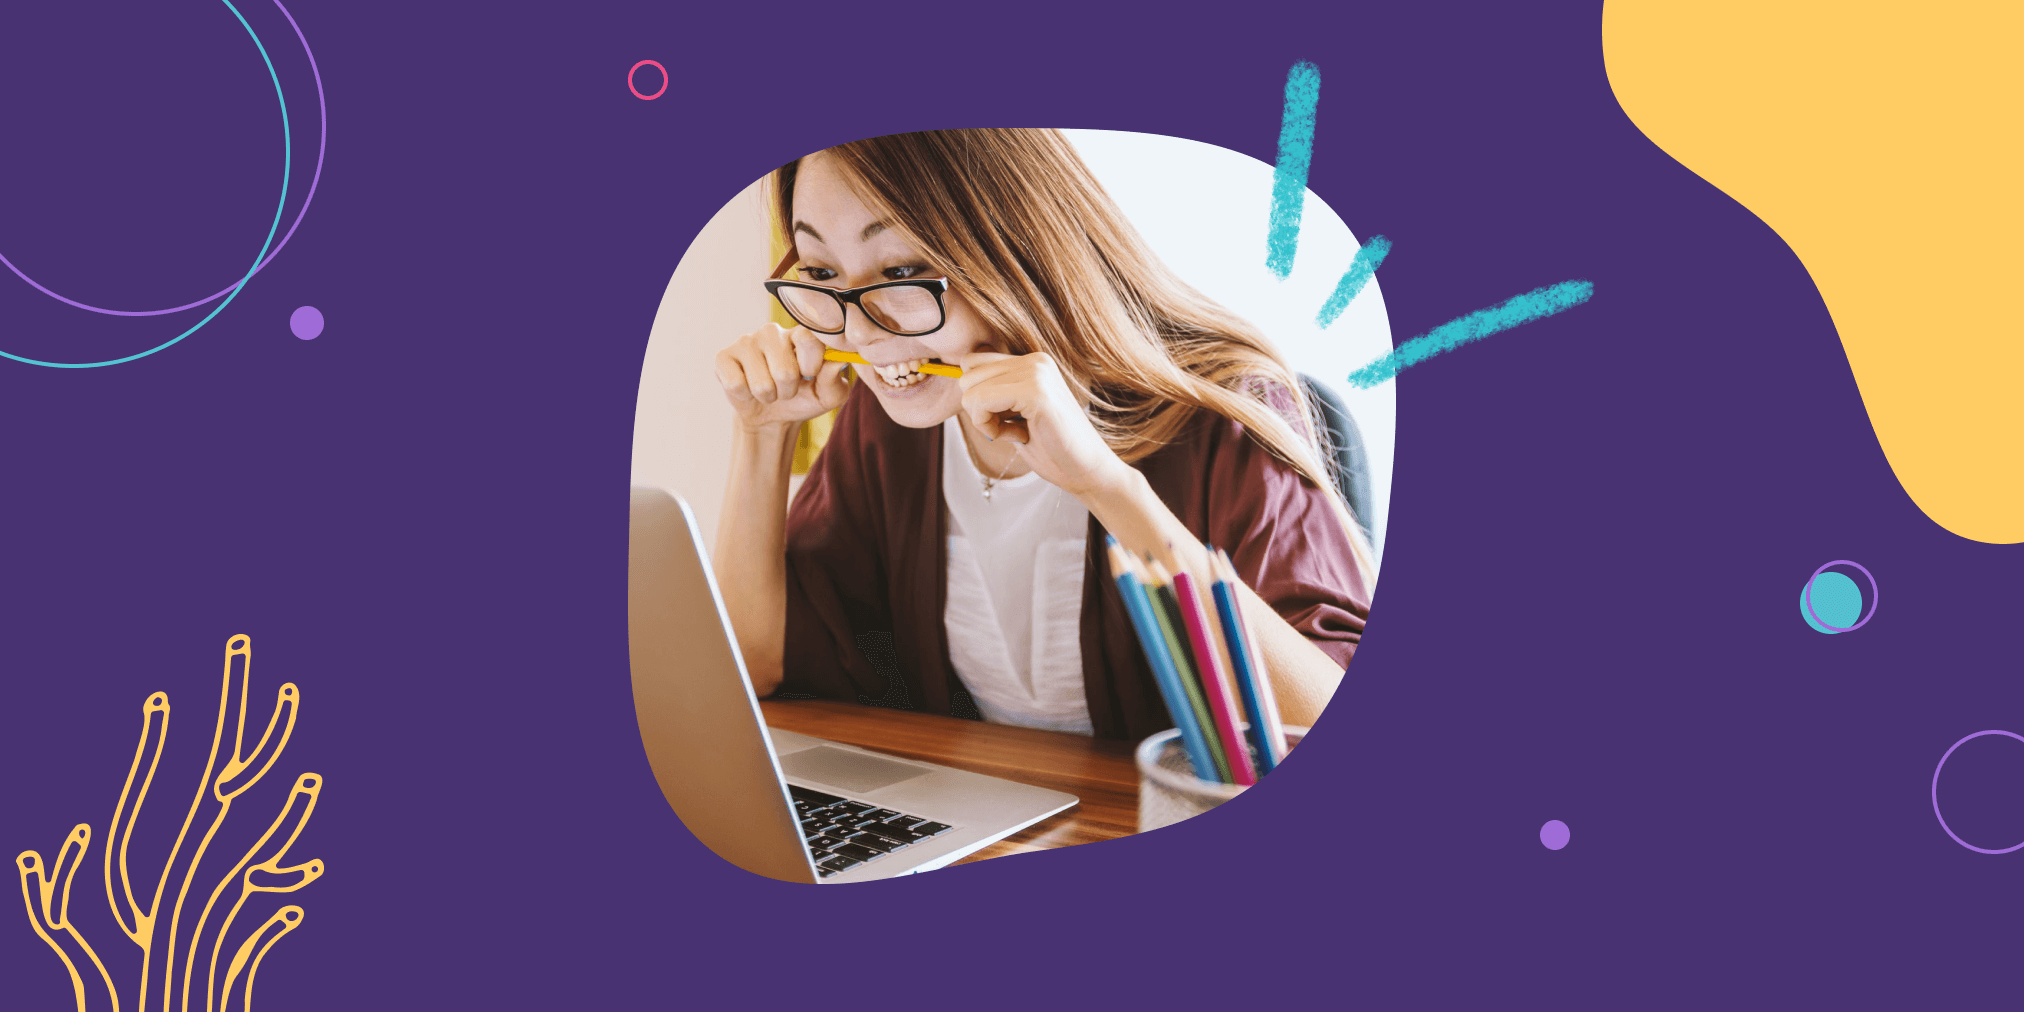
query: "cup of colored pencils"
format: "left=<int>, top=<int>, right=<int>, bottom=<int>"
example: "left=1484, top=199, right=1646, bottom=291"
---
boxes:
left=1135, top=723, right=1309, bottom=832
left=1105, top=537, right=1307, bottom=831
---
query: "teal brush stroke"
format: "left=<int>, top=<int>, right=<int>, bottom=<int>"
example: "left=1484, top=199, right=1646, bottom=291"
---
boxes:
left=1348, top=279, right=1594, bottom=388
left=1266, top=61, right=1320, bottom=279
left=1316, top=235, right=1391, bottom=328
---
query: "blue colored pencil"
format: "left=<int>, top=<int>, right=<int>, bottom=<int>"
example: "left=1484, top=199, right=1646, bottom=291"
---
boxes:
left=1106, top=537, right=1221, bottom=782
left=1211, top=548, right=1289, bottom=770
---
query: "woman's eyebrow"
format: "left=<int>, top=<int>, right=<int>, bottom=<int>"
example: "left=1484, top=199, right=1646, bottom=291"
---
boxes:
left=791, top=220, right=891, bottom=244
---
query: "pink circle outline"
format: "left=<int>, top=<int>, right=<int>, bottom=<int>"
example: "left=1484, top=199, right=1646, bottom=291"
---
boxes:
left=1803, top=559, right=1876, bottom=633
left=628, top=60, right=667, bottom=101
left=1931, top=730, right=2024, bottom=855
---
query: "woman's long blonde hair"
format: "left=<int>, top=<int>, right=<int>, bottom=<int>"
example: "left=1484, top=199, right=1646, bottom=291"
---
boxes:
left=770, top=128, right=1375, bottom=581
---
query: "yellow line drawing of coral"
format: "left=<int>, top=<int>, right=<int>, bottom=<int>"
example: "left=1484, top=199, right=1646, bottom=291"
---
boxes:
left=17, top=824, right=120, bottom=1011
left=14, top=634, right=323, bottom=1012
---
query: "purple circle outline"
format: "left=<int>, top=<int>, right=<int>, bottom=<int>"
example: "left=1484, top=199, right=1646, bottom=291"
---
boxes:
left=0, top=0, right=326, bottom=317
left=1931, top=730, right=2024, bottom=855
left=1802, top=559, right=1876, bottom=633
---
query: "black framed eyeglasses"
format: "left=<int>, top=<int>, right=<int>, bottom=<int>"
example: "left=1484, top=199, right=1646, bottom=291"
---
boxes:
left=763, top=278, right=952, bottom=337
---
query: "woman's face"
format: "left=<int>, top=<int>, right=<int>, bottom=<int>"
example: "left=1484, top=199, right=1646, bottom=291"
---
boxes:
left=788, top=152, right=1001, bottom=429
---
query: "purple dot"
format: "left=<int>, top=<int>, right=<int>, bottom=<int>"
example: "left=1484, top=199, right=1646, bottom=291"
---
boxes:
left=290, top=305, right=325, bottom=341
left=1539, top=819, right=1571, bottom=850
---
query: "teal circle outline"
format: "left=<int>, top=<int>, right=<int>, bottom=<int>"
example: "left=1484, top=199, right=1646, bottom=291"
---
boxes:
left=1, top=0, right=290, bottom=369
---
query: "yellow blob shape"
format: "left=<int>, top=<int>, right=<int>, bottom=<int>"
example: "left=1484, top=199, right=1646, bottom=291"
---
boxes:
left=1605, top=2, right=2023, bottom=543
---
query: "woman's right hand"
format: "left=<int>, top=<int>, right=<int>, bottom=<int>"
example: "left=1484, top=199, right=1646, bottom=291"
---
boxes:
left=712, top=323, right=851, bottom=432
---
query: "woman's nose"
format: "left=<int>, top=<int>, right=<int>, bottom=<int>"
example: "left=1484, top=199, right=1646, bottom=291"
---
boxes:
left=841, top=304, right=883, bottom=349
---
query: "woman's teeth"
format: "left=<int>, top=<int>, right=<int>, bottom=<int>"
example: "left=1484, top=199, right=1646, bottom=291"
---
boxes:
left=872, top=359, right=933, bottom=387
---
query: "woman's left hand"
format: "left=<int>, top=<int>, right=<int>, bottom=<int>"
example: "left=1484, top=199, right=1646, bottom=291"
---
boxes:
left=957, top=350, right=1132, bottom=500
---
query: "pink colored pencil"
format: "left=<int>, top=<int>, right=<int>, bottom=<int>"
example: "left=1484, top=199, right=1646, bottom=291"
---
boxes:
left=1166, top=561, right=1259, bottom=786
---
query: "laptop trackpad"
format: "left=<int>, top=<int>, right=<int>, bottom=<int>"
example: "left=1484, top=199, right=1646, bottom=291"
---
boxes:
left=780, top=746, right=929, bottom=795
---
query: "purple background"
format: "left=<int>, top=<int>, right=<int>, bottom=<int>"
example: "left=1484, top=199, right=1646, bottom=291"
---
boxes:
left=4, top=1, right=2019, bottom=1006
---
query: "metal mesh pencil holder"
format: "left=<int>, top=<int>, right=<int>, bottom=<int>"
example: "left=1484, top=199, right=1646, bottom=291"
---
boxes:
left=1135, top=724, right=1308, bottom=832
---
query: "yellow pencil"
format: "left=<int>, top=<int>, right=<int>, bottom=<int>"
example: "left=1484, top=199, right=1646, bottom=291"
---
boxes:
left=823, top=348, right=963, bottom=378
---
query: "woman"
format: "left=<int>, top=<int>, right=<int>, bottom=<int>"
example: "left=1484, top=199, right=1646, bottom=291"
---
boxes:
left=712, top=128, right=1371, bottom=742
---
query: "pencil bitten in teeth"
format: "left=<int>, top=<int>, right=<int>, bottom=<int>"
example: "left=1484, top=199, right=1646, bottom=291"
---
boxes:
left=871, top=358, right=934, bottom=387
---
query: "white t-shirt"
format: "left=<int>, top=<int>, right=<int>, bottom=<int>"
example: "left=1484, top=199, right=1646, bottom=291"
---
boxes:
left=940, top=417, right=1094, bottom=735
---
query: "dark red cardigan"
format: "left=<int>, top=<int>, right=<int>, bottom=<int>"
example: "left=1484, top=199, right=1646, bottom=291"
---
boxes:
left=777, top=381, right=1370, bottom=742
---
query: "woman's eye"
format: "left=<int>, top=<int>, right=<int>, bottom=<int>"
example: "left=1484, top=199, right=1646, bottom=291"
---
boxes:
left=797, top=267, right=837, bottom=282
left=882, top=265, right=932, bottom=280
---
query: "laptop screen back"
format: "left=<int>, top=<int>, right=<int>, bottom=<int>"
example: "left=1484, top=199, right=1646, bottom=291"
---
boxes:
left=627, top=487, right=815, bottom=884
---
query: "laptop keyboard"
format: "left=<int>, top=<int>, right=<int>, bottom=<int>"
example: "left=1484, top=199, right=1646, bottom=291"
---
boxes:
left=789, top=785, right=954, bottom=878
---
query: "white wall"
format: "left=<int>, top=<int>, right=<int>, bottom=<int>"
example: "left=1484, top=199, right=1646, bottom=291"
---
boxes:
left=1064, top=130, right=1395, bottom=563
left=629, top=178, right=773, bottom=547
left=633, top=133, right=1397, bottom=566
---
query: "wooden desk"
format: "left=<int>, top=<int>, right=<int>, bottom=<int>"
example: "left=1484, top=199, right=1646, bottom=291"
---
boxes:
left=759, top=699, right=1139, bottom=865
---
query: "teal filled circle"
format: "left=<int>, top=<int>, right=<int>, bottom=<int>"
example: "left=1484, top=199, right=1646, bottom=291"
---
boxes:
left=1800, top=571, right=1863, bottom=634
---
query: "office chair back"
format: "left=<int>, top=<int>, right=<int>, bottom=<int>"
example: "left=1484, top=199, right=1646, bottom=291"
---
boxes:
left=1297, top=375, right=1375, bottom=547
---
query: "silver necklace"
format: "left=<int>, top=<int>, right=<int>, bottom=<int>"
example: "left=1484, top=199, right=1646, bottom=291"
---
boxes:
left=977, top=443, right=1020, bottom=502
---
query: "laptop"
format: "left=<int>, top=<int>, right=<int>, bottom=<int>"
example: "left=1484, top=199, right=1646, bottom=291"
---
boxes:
left=627, top=487, right=1079, bottom=884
